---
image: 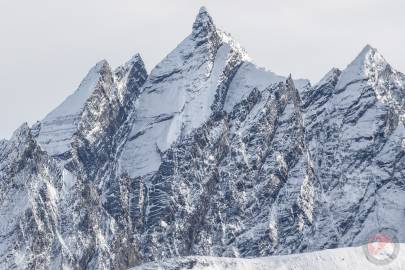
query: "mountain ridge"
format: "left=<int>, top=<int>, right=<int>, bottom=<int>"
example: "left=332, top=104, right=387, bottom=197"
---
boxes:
left=0, top=6, right=404, bottom=270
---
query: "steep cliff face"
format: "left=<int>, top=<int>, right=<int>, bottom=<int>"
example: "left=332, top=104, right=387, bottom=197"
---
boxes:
left=301, top=45, right=405, bottom=250
left=0, top=124, right=69, bottom=269
left=133, top=77, right=313, bottom=261
left=0, top=126, right=137, bottom=270
left=1, top=7, right=404, bottom=270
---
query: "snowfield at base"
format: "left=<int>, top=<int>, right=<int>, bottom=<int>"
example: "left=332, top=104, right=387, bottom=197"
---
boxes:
left=132, top=245, right=405, bottom=270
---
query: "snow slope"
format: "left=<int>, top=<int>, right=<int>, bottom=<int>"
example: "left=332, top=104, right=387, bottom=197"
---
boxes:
left=36, top=60, right=111, bottom=156
left=118, top=7, right=306, bottom=178
left=118, top=7, right=249, bottom=178
left=132, top=245, right=405, bottom=270
left=36, top=54, right=147, bottom=159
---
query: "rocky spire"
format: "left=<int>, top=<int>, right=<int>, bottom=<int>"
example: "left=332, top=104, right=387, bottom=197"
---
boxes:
left=114, top=53, right=148, bottom=102
left=10, top=122, right=31, bottom=142
left=192, top=6, right=217, bottom=39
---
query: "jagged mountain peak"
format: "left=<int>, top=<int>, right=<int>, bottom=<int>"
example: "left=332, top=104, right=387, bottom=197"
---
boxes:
left=119, top=7, right=255, bottom=178
left=336, top=44, right=390, bottom=90
left=192, top=6, right=216, bottom=39
left=316, top=67, right=342, bottom=88
left=359, top=43, right=375, bottom=54
left=0, top=122, right=35, bottom=171
left=286, top=74, right=296, bottom=90
left=334, top=45, right=405, bottom=121
left=350, top=44, right=387, bottom=70
left=148, top=7, right=247, bottom=84
left=45, top=59, right=112, bottom=120
left=114, top=52, right=147, bottom=100
left=129, top=52, right=142, bottom=62
left=94, top=58, right=110, bottom=70
left=115, top=52, right=145, bottom=74
left=122, top=53, right=145, bottom=70
left=36, top=58, right=117, bottom=156
left=348, top=44, right=377, bottom=63
left=191, top=7, right=248, bottom=60
left=10, top=122, right=31, bottom=142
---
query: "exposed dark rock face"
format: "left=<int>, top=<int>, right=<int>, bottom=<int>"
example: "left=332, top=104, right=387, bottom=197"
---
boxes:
left=1, top=8, right=404, bottom=270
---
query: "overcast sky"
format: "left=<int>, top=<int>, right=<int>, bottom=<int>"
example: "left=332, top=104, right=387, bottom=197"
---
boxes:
left=0, top=0, right=404, bottom=139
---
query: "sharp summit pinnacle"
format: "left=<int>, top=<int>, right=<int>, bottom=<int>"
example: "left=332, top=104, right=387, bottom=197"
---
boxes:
left=192, top=6, right=216, bottom=39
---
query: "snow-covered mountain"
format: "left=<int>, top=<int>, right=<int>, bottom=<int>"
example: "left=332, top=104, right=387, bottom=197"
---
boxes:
left=1, top=6, right=404, bottom=270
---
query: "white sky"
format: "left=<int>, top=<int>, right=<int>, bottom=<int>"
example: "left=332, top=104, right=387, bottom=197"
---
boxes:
left=1, top=0, right=404, bottom=139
